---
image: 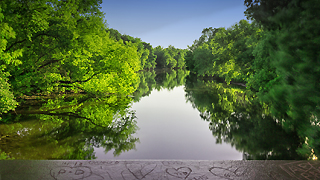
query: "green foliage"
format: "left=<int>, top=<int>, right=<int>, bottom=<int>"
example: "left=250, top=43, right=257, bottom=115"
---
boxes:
left=154, top=46, right=169, bottom=68
left=188, top=27, right=220, bottom=52
left=0, top=69, right=190, bottom=159
left=155, top=69, right=189, bottom=90
left=106, top=28, right=157, bottom=70
left=0, top=7, right=19, bottom=119
left=0, top=73, right=17, bottom=119
left=244, top=0, right=292, bottom=29
left=184, top=51, right=194, bottom=71
left=0, top=149, right=14, bottom=160
left=0, top=0, right=142, bottom=118
left=246, top=31, right=279, bottom=93
left=119, top=34, right=150, bottom=70
left=0, top=94, right=138, bottom=159
left=154, top=45, right=187, bottom=69
left=244, top=0, right=320, bottom=158
left=132, top=71, right=157, bottom=102
left=142, top=42, right=157, bottom=69
left=263, top=0, right=320, bottom=157
left=187, top=3, right=320, bottom=159
left=184, top=76, right=307, bottom=160
left=188, top=20, right=261, bottom=84
left=185, top=75, right=250, bottom=123
left=133, top=69, right=189, bottom=101
left=192, top=43, right=214, bottom=75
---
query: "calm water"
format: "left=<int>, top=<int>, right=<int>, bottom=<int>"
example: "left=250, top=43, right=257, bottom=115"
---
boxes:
left=96, top=86, right=242, bottom=160
left=0, top=70, right=304, bottom=160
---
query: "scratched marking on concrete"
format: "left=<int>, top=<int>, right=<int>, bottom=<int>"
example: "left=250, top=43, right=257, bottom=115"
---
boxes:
left=50, top=165, right=106, bottom=180
left=0, top=160, right=320, bottom=180
left=209, top=167, right=241, bottom=179
left=280, top=161, right=320, bottom=180
left=166, top=167, right=192, bottom=179
left=123, top=162, right=157, bottom=180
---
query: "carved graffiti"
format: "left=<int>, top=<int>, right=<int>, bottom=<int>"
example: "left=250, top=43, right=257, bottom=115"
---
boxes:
left=89, top=161, right=119, bottom=166
left=166, top=167, right=192, bottom=179
left=187, top=174, right=209, bottom=180
left=50, top=166, right=105, bottom=180
left=123, top=163, right=157, bottom=180
left=2, top=160, right=320, bottom=180
left=280, top=161, right=320, bottom=180
left=50, top=166, right=93, bottom=180
left=209, top=166, right=248, bottom=180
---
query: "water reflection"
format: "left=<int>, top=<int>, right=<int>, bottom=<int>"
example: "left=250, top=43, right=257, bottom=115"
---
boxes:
left=0, top=70, right=311, bottom=160
left=0, top=94, right=138, bottom=159
left=133, top=69, right=189, bottom=102
left=97, top=86, right=242, bottom=160
left=0, top=69, right=190, bottom=160
left=184, top=74, right=306, bottom=160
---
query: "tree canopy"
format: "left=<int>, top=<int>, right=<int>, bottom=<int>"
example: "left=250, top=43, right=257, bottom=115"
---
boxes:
left=0, top=0, right=143, bottom=119
left=1, top=0, right=319, bottom=160
left=185, top=0, right=320, bottom=159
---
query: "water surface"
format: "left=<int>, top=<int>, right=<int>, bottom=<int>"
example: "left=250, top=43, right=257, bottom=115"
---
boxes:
left=96, top=86, right=243, bottom=160
left=0, top=70, right=305, bottom=160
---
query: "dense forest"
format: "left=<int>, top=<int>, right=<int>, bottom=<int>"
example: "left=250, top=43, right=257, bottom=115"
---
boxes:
left=184, top=74, right=305, bottom=160
left=0, top=69, right=189, bottom=159
left=1, top=0, right=319, bottom=160
left=0, top=0, right=187, bottom=119
left=186, top=0, right=320, bottom=159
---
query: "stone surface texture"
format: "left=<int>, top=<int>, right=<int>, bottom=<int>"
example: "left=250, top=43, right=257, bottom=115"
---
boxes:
left=0, top=160, right=319, bottom=180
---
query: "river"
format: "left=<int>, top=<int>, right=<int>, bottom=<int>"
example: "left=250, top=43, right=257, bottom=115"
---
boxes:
left=97, top=86, right=242, bottom=160
left=0, top=70, right=305, bottom=160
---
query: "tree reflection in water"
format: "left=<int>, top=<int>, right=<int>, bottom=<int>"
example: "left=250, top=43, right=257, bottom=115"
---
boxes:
left=0, top=69, right=190, bottom=160
left=1, top=69, right=312, bottom=160
left=184, top=74, right=308, bottom=160
left=0, top=94, right=139, bottom=159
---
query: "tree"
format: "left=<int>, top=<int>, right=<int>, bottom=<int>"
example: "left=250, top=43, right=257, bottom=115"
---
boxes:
left=142, top=42, right=157, bottom=69
left=154, top=46, right=168, bottom=68
left=0, top=94, right=139, bottom=159
left=184, top=77, right=307, bottom=160
left=0, top=0, right=141, bottom=118
left=0, top=7, right=19, bottom=119
left=106, top=29, right=157, bottom=70
left=244, top=0, right=320, bottom=157
left=188, top=20, right=261, bottom=84
left=188, top=27, right=221, bottom=52
left=244, top=0, right=292, bottom=29
left=192, top=43, right=214, bottom=75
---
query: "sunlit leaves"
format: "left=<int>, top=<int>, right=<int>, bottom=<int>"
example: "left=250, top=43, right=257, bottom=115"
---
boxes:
left=0, top=74, right=18, bottom=119
left=185, top=78, right=249, bottom=123
left=0, top=93, right=138, bottom=159
left=0, top=8, right=19, bottom=118
left=0, top=0, right=143, bottom=118
left=106, top=28, right=157, bottom=70
left=188, top=20, right=261, bottom=84
left=193, top=43, right=213, bottom=75
left=154, top=45, right=186, bottom=69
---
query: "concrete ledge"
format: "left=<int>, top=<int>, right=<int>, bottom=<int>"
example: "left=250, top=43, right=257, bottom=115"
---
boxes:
left=0, top=160, right=319, bottom=180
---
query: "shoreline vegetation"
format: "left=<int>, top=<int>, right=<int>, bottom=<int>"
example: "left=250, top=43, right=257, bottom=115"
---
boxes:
left=1, top=0, right=319, bottom=160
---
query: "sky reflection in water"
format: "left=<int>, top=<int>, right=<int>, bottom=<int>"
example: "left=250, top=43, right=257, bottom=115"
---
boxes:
left=95, top=86, right=243, bottom=160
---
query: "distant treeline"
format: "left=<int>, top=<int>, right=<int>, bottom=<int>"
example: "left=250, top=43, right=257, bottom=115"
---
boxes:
left=186, top=0, right=320, bottom=159
left=106, top=28, right=187, bottom=70
left=0, top=0, right=187, bottom=120
left=1, top=0, right=319, bottom=159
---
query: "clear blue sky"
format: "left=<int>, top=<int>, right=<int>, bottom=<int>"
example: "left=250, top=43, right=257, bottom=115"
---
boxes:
left=100, top=0, right=247, bottom=49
